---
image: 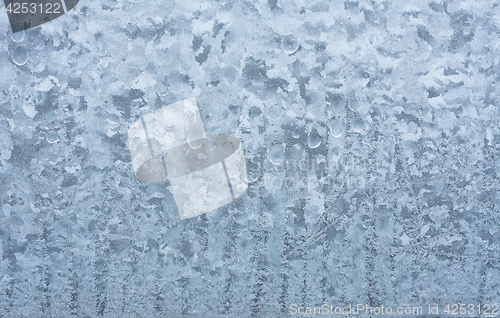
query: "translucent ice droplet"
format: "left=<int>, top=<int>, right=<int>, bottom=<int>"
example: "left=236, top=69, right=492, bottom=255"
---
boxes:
left=329, top=117, right=344, bottom=137
left=187, top=128, right=203, bottom=149
left=347, top=91, right=361, bottom=112
left=281, top=34, right=299, bottom=54
left=46, top=110, right=55, bottom=122
left=187, top=138, right=203, bottom=149
left=12, top=47, right=28, bottom=66
left=222, top=140, right=235, bottom=155
left=352, top=117, right=364, bottom=133
left=246, top=170, right=260, bottom=183
left=307, top=127, right=322, bottom=149
left=292, top=128, right=300, bottom=139
left=267, top=104, right=281, bottom=121
left=269, top=144, right=284, bottom=165
left=245, top=156, right=260, bottom=183
left=46, top=130, right=59, bottom=143
left=11, top=30, right=25, bottom=42
left=223, top=66, right=237, bottom=84
left=9, top=85, right=20, bottom=98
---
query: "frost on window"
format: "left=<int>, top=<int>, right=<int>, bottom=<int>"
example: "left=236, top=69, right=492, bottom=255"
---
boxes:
left=1, top=0, right=499, bottom=317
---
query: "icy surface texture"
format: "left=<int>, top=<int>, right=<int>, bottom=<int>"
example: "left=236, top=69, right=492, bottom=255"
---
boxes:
left=1, top=0, right=500, bottom=317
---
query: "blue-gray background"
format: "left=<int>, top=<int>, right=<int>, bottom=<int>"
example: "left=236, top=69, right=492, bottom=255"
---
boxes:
left=1, top=0, right=500, bottom=317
